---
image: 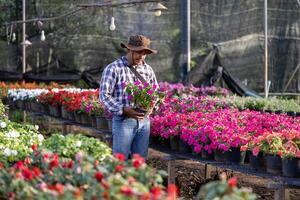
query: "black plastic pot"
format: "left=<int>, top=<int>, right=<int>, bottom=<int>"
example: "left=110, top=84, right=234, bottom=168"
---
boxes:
left=178, top=140, right=191, bottom=153
left=275, top=110, right=283, bottom=114
left=266, top=154, right=282, bottom=175
left=282, top=158, right=300, bottom=178
left=286, top=111, right=296, bottom=118
left=159, top=138, right=171, bottom=149
left=227, top=148, right=246, bottom=164
left=214, top=150, right=229, bottom=162
left=61, top=106, right=68, bottom=119
left=250, top=152, right=266, bottom=170
left=264, top=109, right=273, bottom=114
left=67, top=112, right=75, bottom=121
left=149, top=136, right=160, bottom=146
left=296, top=112, right=300, bottom=118
left=170, top=136, right=179, bottom=151
left=74, top=112, right=81, bottom=124
left=91, top=115, right=97, bottom=128
left=96, top=116, right=108, bottom=130
left=201, top=150, right=214, bottom=160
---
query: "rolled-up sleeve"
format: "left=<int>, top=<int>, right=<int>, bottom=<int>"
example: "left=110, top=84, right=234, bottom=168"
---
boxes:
left=99, top=65, right=123, bottom=116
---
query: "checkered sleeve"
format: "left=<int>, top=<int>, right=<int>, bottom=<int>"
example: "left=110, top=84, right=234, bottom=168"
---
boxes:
left=149, top=67, right=158, bottom=89
left=99, top=64, right=123, bottom=116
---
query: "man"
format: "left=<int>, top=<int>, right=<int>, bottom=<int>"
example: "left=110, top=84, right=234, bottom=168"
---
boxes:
left=99, top=34, right=158, bottom=159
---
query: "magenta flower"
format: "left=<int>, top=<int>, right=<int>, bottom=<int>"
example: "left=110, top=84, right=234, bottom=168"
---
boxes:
left=127, top=94, right=133, bottom=101
left=121, top=82, right=127, bottom=89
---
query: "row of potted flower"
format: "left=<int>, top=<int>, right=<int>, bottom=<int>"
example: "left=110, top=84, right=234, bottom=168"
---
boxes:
left=150, top=98, right=300, bottom=177
left=6, top=88, right=113, bottom=131
left=0, top=81, right=71, bottom=97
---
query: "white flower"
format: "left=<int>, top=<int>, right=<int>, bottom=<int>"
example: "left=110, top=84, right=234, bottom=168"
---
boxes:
left=3, top=148, right=12, bottom=156
left=0, top=121, right=6, bottom=128
left=6, top=130, right=20, bottom=138
left=11, top=150, right=18, bottom=156
left=75, top=141, right=82, bottom=147
left=35, top=125, right=39, bottom=130
left=38, top=134, right=44, bottom=142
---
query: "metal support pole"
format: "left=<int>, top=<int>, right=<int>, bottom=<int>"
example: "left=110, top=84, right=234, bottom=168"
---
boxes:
left=180, top=0, right=191, bottom=82
left=22, top=0, right=26, bottom=74
left=264, top=0, right=268, bottom=98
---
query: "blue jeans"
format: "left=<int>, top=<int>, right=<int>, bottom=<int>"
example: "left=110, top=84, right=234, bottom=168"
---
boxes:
left=112, top=115, right=150, bottom=159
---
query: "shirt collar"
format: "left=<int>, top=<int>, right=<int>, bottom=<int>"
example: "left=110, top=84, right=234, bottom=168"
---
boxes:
left=121, top=56, right=146, bottom=68
left=121, top=56, right=130, bottom=67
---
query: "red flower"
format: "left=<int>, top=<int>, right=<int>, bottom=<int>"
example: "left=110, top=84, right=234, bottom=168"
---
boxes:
left=32, top=167, right=41, bottom=177
left=67, top=160, right=73, bottom=169
left=120, top=186, right=134, bottom=196
left=73, top=188, right=82, bottom=198
left=49, top=159, right=59, bottom=169
left=141, top=192, right=150, bottom=200
left=24, top=157, right=31, bottom=165
left=101, top=180, right=110, bottom=189
left=95, top=171, right=104, bottom=182
left=166, top=184, right=177, bottom=200
left=132, top=154, right=145, bottom=169
left=22, top=167, right=33, bottom=181
left=115, top=165, right=124, bottom=173
left=49, top=154, right=59, bottom=169
left=228, top=177, right=237, bottom=188
left=15, top=161, right=25, bottom=170
left=150, top=186, right=162, bottom=199
left=31, top=144, right=38, bottom=151
left=94, top=160, right=100, bottom=166
left=102, top=191, right=109, bottom=199
left=114, top=153, right=126, bottom=162
left=0, top=162, right=4, bottom=169
left=48, top=183, right=64, bottom=195
left=42, top=153, right=50, bottom=163
left=7, top=192, right=16, bottom=200
left=55, top=183, right=64, bottom=194
left=15, top=172, right=23, bottom=179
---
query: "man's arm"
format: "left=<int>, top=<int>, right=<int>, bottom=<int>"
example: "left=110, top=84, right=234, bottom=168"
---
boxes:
left=99, top=65, right=123, bottom=116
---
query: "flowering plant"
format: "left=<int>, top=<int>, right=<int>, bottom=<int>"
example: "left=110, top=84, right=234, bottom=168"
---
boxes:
left=42, top=133, right=111, bottom=160
left=124, top=80, right=165, bottom=112
left=0, top=151, right=176, bottom=200
left=240, top=131, right=285, bottom=157
left=197, top=173, right=257, bottom=200
left=0, top=118, right=43, bottom=165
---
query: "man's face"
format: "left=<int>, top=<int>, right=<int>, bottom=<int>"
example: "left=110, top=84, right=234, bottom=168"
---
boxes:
left=130, top=50, right=148, bottom=65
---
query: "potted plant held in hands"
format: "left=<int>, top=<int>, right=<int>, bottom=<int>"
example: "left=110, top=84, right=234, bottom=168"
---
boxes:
left=123, top=80, right=165, bottom=116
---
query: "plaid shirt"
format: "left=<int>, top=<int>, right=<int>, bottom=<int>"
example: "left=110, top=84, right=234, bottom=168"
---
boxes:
left=99, top=56, right=158, bottom=116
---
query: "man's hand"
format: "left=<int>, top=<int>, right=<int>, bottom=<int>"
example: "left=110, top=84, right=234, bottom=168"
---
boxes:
left=123, top=107, right=145, bottom=120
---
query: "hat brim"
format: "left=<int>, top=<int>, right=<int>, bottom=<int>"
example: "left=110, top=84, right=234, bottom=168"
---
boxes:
left=121, top=43, right=157, bottom=54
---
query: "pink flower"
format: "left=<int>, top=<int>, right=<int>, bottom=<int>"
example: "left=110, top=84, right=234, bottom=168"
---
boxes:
left=252, top=146, right=260, bottom=157
left=148, top=89, right=153, bottom=95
